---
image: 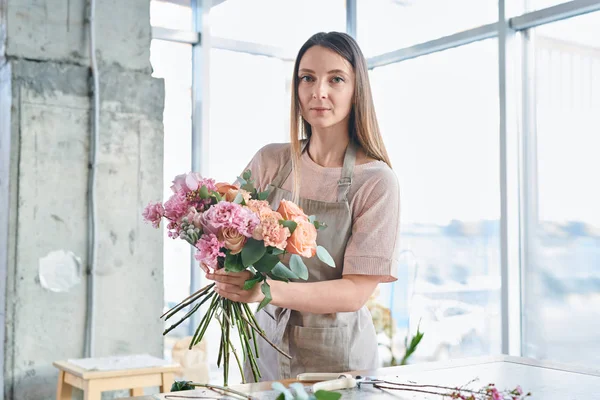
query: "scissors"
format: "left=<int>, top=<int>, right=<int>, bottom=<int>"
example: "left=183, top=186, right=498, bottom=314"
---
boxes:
left=296, top=373, right=384, bottom=391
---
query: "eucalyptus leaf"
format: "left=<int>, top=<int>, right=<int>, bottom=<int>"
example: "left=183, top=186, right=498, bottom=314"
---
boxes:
left=241, top=238, right=266, bottom=267
left=317, top=245, right=336, bottom=268
left=233, top=192, right=244, bottom=204
left=258, top=189, right=270, bottom=200
left=290, top=254, right=308, bottom=280
left=308, top=215, right=316, bottom=224
left=242, top=170, right=252, bottom=181
left=270, top=262, right=299, bottom=280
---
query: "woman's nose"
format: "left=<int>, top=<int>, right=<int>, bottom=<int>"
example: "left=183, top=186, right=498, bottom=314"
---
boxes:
left=312, top=80, right=328, bottom=99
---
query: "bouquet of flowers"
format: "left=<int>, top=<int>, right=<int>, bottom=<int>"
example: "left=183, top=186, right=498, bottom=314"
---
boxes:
left=142, top=170, right=335, bottom=385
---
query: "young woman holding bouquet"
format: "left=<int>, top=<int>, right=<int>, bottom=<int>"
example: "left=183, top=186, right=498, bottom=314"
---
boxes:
left=205, top=31, right=401, bottom=382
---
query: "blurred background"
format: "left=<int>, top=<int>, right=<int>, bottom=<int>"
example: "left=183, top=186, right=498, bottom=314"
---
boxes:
left=1, top=0, right=599, bottom=398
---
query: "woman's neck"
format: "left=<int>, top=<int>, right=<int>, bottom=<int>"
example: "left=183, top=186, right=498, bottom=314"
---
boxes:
left=307, top=125, right=350, bottom=168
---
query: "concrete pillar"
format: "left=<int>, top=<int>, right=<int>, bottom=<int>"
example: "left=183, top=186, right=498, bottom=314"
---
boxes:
left=1, top=1, right=165, bottom=399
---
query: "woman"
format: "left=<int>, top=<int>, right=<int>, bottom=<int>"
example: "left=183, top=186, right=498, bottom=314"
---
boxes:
left=206, top=31, right=401, bottom=381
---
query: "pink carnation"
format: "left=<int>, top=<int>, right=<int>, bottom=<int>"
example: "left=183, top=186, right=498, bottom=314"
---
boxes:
left=194, top=233, right=225, bottom=270
left=255, top=209, right=290, bottom=250
left=142, top=202, right=164, bottom=228
left=490, top=388, right=502, bottom=400
left=164, top=192, right=191, bottom=222
left=200, top=201, right=259, bottom=237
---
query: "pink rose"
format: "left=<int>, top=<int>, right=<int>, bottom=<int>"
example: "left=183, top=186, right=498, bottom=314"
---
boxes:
left=170, top=174, right=188, bottom=193
left=220, top=227, right=247, bottom=255
left=285, top=216, right=317, bottom=257
left=142, top=202, right=165, bottom=228
left=277, top=199, right=309, bottom=221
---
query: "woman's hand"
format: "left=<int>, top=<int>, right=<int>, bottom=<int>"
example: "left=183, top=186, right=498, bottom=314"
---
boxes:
left=207, top=269, right=264, bottom=303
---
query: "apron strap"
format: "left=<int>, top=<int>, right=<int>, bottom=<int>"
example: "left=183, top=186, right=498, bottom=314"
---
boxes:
left=337, top=141, right=357, bottom=203
left=269, top=140, right=308, bottom=189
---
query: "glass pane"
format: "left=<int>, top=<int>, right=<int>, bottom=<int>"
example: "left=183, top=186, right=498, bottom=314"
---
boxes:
left=208, top=49, right=292, bottom=183
left=357, top=0, right=497, bottom=57
left=370, top=40, right=501, bottom=364
left=524, top=11, right=600, bottom=367
left=210, top=0, right=346, bottom=54
left=150, top=39, right=193, bottom=360
left=150, top=0, right=193, bottom=31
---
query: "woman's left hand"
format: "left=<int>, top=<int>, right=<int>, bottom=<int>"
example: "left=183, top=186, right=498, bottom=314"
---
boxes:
left=206, top=269, right=264, bottom=303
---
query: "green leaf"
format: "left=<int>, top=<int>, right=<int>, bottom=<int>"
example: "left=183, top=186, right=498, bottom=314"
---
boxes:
left=211, top=191, right=223, bottom=202
left=275, top=394, right=286, bottom=400
left=258, top=189, right=270, bottom=200
left=290, top=254, right=308, bottom=280
left=279, top=220, right=297, bottom=234
left=237, top=176, right=247, bottom=186
left=314, top=390, right=342, bottom=400
left=314, top=220, right=327, bottom=230
left=243, top=273, right=263, bottom=290
left=317, top=246, right=336, bottom=268
left=256, top=281, right=271, bottom=312
left=241, top=180, right=255, bottom=192
left=308, top=215, right=316, bottom=224
left=242, top=170, right=252, bottom=181
left=241, top=238, right=266, bottom=268
left=171, top=381, right=195, bottom=392
left=254, top=253, right=280, bottom=273
left=269, top=247, right=284, bottom=256
left=224, top=251, right=245, bottom=272
left=270, top=262, right=299, bottom=280
left=199, top=185, right=209, bottom=199
left=233, top=192, right=245, bottom=204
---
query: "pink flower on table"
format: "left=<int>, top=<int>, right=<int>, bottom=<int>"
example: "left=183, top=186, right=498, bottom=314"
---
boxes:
left=142, top=202, right=164, bottom=228
left=200, top=201, right=259, bottom=237
left=164, top=192, right=191, bottom=222
left=490, top=387, right=502, bottom=400
left=194, top=233, right=225, bottom=270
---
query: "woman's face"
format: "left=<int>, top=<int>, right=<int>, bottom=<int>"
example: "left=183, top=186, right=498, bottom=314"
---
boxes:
left=297, top=45, right=355, bottom=131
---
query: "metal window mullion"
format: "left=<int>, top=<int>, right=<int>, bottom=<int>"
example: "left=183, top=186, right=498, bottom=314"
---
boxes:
left=189, top=0, right=212, bottom=335
left=346, top=0, right=357, bottom=39
left=498, top=0, right=524, bottom=356
left=510, top=0, right=600, bottom=31
left=367, top=23, right=498, bottom=69
left=519, top=28, right=539, bottom=359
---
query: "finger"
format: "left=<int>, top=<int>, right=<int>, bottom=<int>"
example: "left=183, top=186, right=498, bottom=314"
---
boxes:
left=199, top=263, right=209, bottom=274
left=208, top=273, right=244, bottom=286
left=216, top=282, right=244, bottom=292
left=215, top=286, right=242, bottom=302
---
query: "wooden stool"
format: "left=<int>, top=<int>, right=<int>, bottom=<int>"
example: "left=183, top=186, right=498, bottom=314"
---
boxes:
left=53, top=359, right=181, bottom=400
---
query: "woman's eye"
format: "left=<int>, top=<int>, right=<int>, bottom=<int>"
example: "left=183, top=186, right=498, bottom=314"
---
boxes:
left=300, top=75, right=313, bottom=82
left=332, top=76, right=345, bottom=83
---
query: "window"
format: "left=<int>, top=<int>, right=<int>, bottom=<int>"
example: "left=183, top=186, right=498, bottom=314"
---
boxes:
left=150, top=0, right=193, bottom=31
left=370, top=39, right=502, bottom=362
left=523, top=11, right=600, bottom=367
left=357, top=0, right=497, bottom=57
left=150, top=38, right=193, bottom=360
left=210, top=0, right=346, bottom=53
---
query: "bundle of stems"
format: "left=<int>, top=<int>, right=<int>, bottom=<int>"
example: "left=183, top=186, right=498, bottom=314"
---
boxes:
left=161, top=282, right=291, bottom=386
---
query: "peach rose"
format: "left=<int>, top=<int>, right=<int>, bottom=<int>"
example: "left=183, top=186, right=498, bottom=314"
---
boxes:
left=216, top=182, right=251, bottom=203
left=277, top=199, right=308, bottom=221
left=219, top=227, right=246, bottom=255
left=285, top=216, right=317, bottom=258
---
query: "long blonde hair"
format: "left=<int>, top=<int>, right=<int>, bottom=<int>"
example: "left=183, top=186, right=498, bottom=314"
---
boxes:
left=289, top=32, right=392, bottom=201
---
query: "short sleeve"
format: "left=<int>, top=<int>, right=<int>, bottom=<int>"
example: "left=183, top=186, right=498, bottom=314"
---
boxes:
left=343, top=169, right=401, bottom=283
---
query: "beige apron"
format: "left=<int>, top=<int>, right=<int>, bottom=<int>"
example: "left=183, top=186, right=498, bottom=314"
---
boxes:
left=244, top=141, right=379, bottom=382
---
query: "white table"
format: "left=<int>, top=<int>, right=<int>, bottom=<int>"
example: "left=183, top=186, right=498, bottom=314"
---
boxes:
left=124, top=355, right=600, bottom=399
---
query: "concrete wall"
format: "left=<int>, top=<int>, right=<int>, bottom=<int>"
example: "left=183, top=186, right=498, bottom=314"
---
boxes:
left=1, top=1, right=165, bottom=399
